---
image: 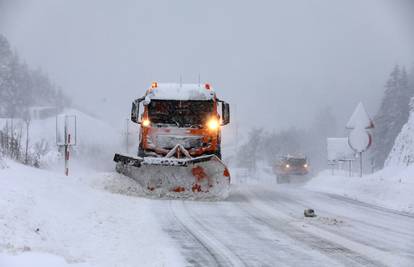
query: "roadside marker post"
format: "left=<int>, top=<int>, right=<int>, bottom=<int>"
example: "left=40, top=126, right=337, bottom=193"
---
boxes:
left=56, top=115, right=77, bottom=176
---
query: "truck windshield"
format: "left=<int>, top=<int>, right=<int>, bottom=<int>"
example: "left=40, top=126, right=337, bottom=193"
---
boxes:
left=148, top=100, right=214, bottom=127
left=287, top=158, right=307, bottom=166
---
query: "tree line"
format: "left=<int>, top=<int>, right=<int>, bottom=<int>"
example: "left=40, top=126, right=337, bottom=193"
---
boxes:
left=0, top=34, right=69, bottom=166
left=235, top=64, right=414, bottom=175
left=0, top=34, right=70, bottom=118
left=370, top=64, right=414, bottom=170
left=236, top=106, right=337, bottom=175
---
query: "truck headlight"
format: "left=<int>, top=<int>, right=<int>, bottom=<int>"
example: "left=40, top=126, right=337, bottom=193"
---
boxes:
left=207, top=118, right=219, bottom=130
left=142, top=118, right=150, bottom=127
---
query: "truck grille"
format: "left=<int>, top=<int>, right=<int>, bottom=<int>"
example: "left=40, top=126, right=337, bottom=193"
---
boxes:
left=155, top=135, right=203, bottom=149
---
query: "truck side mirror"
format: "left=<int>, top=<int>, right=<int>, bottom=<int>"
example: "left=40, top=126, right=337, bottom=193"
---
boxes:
left=222, top=102, right=230, bottom=125
left=131, top=99, right=141, bottom=123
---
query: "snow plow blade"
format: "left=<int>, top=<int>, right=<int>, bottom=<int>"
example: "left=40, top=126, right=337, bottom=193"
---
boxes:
left=113, top=153, right=231, bottom=200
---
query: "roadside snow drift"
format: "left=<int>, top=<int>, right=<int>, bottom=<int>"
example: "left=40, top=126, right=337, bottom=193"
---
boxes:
left=0, top=160, right=184, bottom=267
left=306, top=168, right=414, bottom=213
left=307, top=98, right=414, bottom=214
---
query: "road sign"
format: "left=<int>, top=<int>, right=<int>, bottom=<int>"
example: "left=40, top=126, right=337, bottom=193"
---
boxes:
left=327, top=137, right=356, bottom=177
left=327, top=138, right=355, bottom=161
left=346, top=102, right=374, bottom=129
left=346, top=102, right=374, bottom=177
left=348, top=128, right=372, bottom=153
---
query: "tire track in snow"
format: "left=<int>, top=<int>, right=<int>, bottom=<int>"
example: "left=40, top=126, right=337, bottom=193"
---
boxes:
left=181, top=198, right=338, bottom=267
left=250, top=186, right=414, bottom=263
left=152, top=201, right=220, bottom=267
left=170, top=200, right=247, bottom=267
left=238, top=189, right=387, bottom=267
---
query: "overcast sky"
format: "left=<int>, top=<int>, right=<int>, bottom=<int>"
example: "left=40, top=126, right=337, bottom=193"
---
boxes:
left=0, top=0, right=413, bottom=134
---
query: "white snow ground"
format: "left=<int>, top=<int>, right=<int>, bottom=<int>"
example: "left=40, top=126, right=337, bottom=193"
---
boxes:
left=0, top=252, right=91, bottom=267
left=306, top=167, right=414, bottom=214
left=2, top=160, right=414, bottom=266
left=0, top=159, right=185, bottom=267
left=307, top=98, right=414, bottom=214
left=1, top=107, right=414, bottom=266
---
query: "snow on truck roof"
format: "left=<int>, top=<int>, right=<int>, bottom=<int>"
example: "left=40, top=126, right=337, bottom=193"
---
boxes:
left=144, top=83, right=216, bottom=101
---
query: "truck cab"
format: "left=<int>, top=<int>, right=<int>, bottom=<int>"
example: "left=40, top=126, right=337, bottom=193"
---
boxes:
left=130, top=82, right=230, bottom=159
left=274, top=155, right=309, bottom=183
left=114, top=82, right=231, bottom=199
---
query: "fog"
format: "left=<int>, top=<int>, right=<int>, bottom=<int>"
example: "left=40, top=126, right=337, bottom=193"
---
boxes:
left=1, top=0, right=413, bottom=133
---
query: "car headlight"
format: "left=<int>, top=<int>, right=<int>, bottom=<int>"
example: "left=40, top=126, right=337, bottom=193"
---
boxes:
left=286, top=164, right=290, bottom=168
left=304, top=164, right=308, bottom=168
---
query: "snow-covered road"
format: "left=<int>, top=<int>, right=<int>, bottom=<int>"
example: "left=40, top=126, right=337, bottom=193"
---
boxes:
left=1, top=161, right=413, bottom=267
left=153, top=185, right=414, bottom=267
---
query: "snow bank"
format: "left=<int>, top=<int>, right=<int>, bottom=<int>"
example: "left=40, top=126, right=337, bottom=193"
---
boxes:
left=0, top=160, right=185, bottom=267
left=307, top=98, right=414, bottom=213
left=306, top=167, right=414, bottom=213
left=385, top=98, right=414, bottom=167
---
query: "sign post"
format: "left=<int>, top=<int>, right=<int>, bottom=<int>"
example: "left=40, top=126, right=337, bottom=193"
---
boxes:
left=346, top=103, right=374, bottom=177
left=56, top=115, right=77, bottom=176
left=327, top=137, right=355, bottom=177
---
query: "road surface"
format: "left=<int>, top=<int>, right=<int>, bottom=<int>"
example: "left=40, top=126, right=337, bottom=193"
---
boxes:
left=152, top=184, right=414, bottom=267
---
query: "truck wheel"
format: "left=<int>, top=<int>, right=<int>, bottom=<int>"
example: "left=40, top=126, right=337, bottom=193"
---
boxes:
left=214, top=147, right=222, bottom=159
left=138, top=145, right=146, bottom=157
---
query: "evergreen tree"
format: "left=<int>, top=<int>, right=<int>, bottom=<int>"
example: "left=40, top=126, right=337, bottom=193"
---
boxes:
left=370, top=65, right=414, bottom=169
left=236, top=128, right=264, bottom=174
left=0, top=34, right=13, bottom=116
left=0, top=34, right=70, bottom=117
left=409, top=63, right=414, bottom=93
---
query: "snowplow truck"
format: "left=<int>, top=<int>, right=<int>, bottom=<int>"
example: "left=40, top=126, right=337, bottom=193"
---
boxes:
left=273, top=155, right=309, bottom=183
left=114, top=82, right=231, bottom=200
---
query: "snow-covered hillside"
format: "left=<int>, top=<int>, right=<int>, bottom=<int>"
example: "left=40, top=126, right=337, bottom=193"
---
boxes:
left=0, top=159, right=184, bottom=267
left=385, top=98, right=414, bottom=167
left=0, top=109, right=122, bottom=171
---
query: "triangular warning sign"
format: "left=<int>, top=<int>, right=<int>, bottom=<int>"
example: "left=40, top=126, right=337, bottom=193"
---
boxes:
left=346, top=102, right=374, bottom=129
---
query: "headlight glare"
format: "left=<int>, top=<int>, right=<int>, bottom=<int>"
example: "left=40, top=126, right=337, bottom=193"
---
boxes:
left=207, top=118, right=219, bottom=130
